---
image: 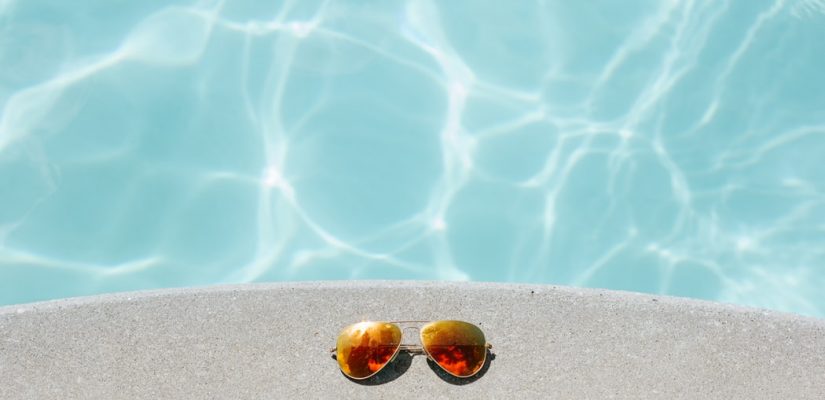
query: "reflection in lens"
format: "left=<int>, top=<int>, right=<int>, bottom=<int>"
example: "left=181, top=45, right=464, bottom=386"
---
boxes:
left=420, top=320, right=487, bottom=378
left=336, top=321, right=402, bottom=379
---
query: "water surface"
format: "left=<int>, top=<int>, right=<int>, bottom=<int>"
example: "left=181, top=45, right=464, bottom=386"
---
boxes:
left=1, top=0, right=825, bottom=317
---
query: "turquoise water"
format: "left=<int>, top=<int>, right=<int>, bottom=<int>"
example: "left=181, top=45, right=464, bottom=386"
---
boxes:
left=2, top=1, right=825, bottom=317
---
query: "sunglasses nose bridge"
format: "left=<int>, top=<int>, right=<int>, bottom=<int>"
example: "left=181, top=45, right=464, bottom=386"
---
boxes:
left=401, top=326, right=421, bottom=343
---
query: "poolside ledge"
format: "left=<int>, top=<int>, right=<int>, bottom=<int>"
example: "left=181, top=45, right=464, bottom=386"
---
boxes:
left=1, top=281, right=824, bottom=399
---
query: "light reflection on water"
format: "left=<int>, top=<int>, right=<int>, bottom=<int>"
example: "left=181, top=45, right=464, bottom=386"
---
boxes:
left=1, top=0, right=824, bottom=317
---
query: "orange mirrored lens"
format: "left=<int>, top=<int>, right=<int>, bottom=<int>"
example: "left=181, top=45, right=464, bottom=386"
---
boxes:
left=420, top=320, right=487, bottom=377
left=336, top=321, right=402, bottom=379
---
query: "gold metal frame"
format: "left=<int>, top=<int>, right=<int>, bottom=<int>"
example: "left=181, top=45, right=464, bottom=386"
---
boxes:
left=330, top=320, right=494, bottom=380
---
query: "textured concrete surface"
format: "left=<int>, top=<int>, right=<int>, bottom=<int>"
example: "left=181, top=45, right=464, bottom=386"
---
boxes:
left=1, top=281, right=824, bottom=399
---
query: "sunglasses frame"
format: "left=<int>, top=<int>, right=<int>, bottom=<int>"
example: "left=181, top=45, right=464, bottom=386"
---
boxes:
left=330, top=320, right=493, bottom=380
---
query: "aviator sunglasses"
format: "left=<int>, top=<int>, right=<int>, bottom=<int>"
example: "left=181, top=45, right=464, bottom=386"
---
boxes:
left=331, top=320, right=492, bottom=380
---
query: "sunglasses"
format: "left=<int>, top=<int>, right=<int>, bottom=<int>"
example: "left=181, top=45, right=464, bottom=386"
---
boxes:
left=330, top=320, right=492, bottom=380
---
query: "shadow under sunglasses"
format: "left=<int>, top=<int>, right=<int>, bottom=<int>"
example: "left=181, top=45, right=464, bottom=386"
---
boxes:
left=331, top=349, right=496, bottom=385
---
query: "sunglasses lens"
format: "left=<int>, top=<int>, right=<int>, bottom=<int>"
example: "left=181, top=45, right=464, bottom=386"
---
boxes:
left=421, top=320, right=487, bottom=378
left=336, top=321, right=402, bottom=379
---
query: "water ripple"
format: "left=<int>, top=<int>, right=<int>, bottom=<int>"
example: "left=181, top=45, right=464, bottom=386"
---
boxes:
left=1, top=0, right=824, bottom=317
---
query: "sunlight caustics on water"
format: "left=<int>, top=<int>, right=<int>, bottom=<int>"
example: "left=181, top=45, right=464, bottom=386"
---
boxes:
left=1, top=0, right=825, bottom=317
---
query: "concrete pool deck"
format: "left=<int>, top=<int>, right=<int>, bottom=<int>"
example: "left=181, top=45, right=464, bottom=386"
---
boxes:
left=1, top=281, right=824, bottom=399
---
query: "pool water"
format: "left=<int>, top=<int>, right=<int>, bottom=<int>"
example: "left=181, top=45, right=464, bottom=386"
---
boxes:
left=1, top=0, right=824, bottom=317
